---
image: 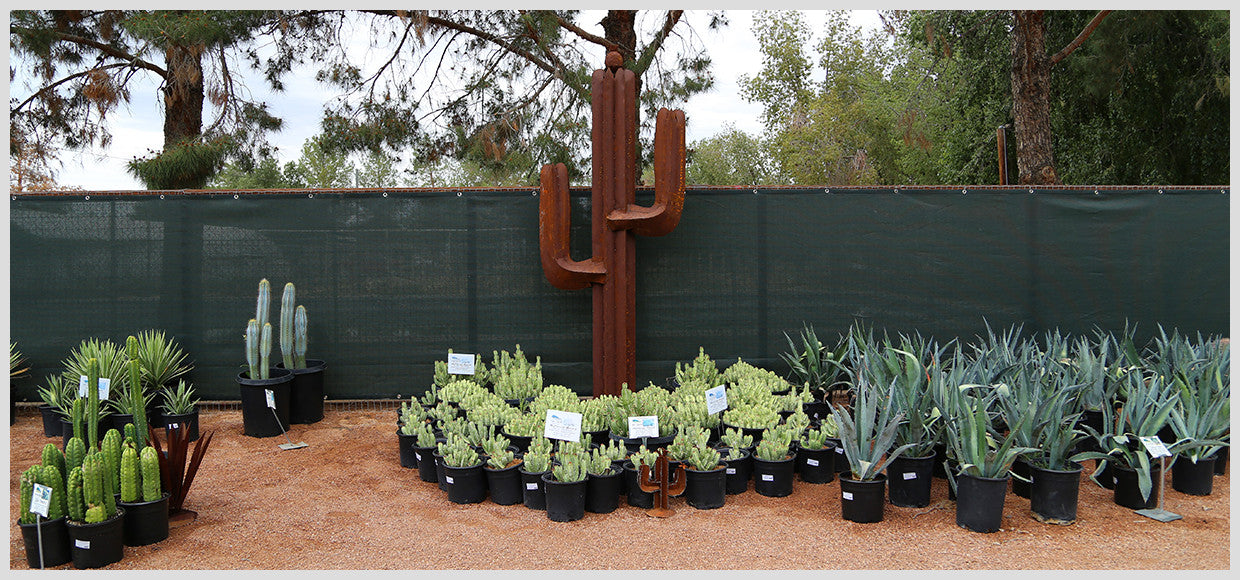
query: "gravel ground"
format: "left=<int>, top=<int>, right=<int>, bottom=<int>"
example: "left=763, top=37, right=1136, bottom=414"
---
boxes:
left=8, top=407, right=1231, bottom=570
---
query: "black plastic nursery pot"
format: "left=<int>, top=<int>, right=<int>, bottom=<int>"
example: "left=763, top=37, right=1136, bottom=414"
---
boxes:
left=1112, top=462, right=1162, bottom=510
left=955, top=473, right=1009, bottom=533
left=60, top=417, right=108, bottom=449
left=1029, top=462, right=1083, bottom=525
left=839, top=474, right=887, bottom=523
left=796, top=443, right=836, bottom=484
left=542, top=474, right=587, bottom=522
left=118, top=492, right=170, bottom=547
left=434, top=451, right=448, bottom=491
left=609, top=432, right=674, bottom=454
left=276, top=359, right=326, bottom=424
left=718, top=447, right=753, bottom=495
left=825, top=437, right=849, bottom=475
left=503, top=430, right=533, bottom=454
left=520, top=469, right=549, bottom=511
left=752, top=453, right=796, bottom=498
left=887, top=452, right=936, bottom=508
left=1011, top=458, right=1032, bottom=499
left=19, top=516, right=72, bottom=569
left=485, top=462, right=525, bottom=506
left=722, top=422, right=766, bottom=446
left=684, top=466, right=727, bottom=510
left=110, top=413, right=135, bottom=434
left=162, top=409, right=200, bottom=442
left=65, top=507, right=125, bottom=569
left=1213, top=446, right=1228, bottom=475
left=236, top=369, right=293, bottom=438
left=38, top=404, right=61, bottom=437
left=397, top=430, right=418, bottom=469
left=623, top=462, right=655, bottom=508
left=444, top=463, right=487, bottom=504
left=1171, top=455, right=1217, bottom=496
left=414, top=440, right=443, bottom=483
left=584, top=471, right=623, bottom=514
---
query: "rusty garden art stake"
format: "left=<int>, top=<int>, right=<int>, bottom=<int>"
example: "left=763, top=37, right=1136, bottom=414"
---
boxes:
left=639, top=447, right=686, bottom=518
left=539, top=50, right=686, bottom=398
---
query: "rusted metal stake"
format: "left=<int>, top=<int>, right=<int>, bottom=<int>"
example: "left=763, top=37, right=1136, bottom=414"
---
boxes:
left=539, top=50, right=687, bottom=397
left=638, top=447, right=686, bottom=518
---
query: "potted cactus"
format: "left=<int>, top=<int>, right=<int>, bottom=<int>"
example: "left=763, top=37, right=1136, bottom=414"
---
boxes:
left=274, top=282, right=327, bottom=424
left=116, top=441, right=169, bottom=547
left=623, top=445, right=659, bottom=508
left=482, top=434, right=524, bottom=506
left=438, top=434, right=487, bottom=504
left=796, top=425, right=836, bottom=484
left=236, top=279, right=295, bottom=438
left=16, top=446, right=72, bottom=569
left=519, top=437, right=553, bottom=511
left=542, top=442, right=589, bottom=522
left=584, top=447, right=623, bottom=514
left=751, top=426, right=796, bottom=498
left=683, top=444, right=727, bottom=509
left=412, top=422, right=444, bottom=484
left=716, top=427, right=755, bottom=495
left=397, top=400, right=428, bottom=469
left=63, top=363, right=126, bottom=569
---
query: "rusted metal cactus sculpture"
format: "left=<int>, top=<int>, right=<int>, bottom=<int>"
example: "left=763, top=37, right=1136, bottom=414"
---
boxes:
left=638, top=446, right=686, bottom=518
left=539, top=50, right=686, bottom=397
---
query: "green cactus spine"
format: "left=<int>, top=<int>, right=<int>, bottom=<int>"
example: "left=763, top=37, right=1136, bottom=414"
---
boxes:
left=41, top=443, right=66, bottom=487
left=66, top=466, right=85, bottom=523
left=140, top=446, right=161, bottom=501
left=120, top=445, right=140, bottom=503
left=18, top=466, right=38, bottom=524
left=260, top=322, right=273, bottom=379
left=86, top=357, right=100, bottom=452
left=70, top=397, right=84, bottom=442
left=65, top=436, right=87, bottom=476
left=294, top=305, right=308, bottom=369
left=102, top=428, right=121, bottom=497
left=280, top=282, right=296, bottom=369
left=245, top=319, right=261, bottom=379
left=256, top=278, right=271, bottom=328
left=38, top=465, right=67, bottom=520
left=127, top=335, right=149, bottom=449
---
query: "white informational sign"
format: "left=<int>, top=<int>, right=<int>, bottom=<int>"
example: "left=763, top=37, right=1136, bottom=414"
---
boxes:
left=29, top=483, right=52, bottom=518
left=544, top=409, right=583, bottom=442
left=77, top=376, right=111, bottom=400
left=1139, top=436, right=1172, bottom=458
left=265, top=389, right=276, bottom=409
left=627, top=415, right=659, bottom=439
left=842, top=491, right=854, bottom=501
left=705, top=385, right=728, bottom=415
left=447, top=352, right=476, bottom=375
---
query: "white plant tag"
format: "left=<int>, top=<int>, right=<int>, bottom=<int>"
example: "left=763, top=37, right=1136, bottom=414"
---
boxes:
left=447, top=352, right=476, bottom=375
left=761, top=474, right=774, bottom=481
left=445, top=476, right=454, bottom=484
left=265, top=389, right=275, bottom=409
left=30, top=483, right=52, bottom=518
left=628, top=416, right=659, bottom=439
left=544, top=409, right=583, bottom=442
left=168, top=423, right=179, bottom=430
left=726, top=468, right=736, bottom=475
left=904, top=472, right=917, bottom=480
left=705, top=385, right=728, bottom=415
left=526, top=482, right=539, bottom=490
left=806, top=458, right=819, bottom=467
left=842, top=491, right=854, bottom=501
left=1139, top=435, right=1172, bottom=458
left=836, top=447, right=845, bottom=454
left=75, top=539, right=90, bottom=549
left=78, top=376, right=110, bottom=400
left=415, top=453, right=422, bottom=461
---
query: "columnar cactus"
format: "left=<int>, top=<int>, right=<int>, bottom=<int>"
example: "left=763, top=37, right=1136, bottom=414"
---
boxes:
left=123, top=423, right=137, bottom=446
left=294, top=305, right=308, bottom=369
left=18, top=465, right=39, bottom=524
left=686, top=445, right=722, bottom=472
left=120, top=445, right=140, bottom=503
left=80, top=455, right=103, bottom=515
left=101, top=428, right=121, bottom=496
left=551, top=448, right=589, bottom=483
left=587, top=448, right=614, bottom=476
left=86, top=357, right=101, bottom=452
left=245, top=319, right=261, bottom=379
left=65, top=437, right=87, bottom=477
left=42, top=443, right=66, bottom=487
left=141, top=446, right=161, bottom=501
left=66, top=466, right=85, bottom=523
left=260, top=322, right=273, bottom=378
left=70, top=397, right=84, bottom=442
left=126, top=335, right=148, bottom=449
left=41, top=465, right=66, bottom=520
left=255, top=278, right=270, bottom=328
left=279, top=282, right=296, bottom=369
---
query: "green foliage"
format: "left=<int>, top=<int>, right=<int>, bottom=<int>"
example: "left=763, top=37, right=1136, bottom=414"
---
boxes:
left=161, top=380, right=201, bottom=416
left=18, top=466, right=39, bottom=524
left=489, top=345, right=544, bottom=401
left=120, top=445, right=140, bottom=503
left=628, top=445, right=660, bottom=470
left=686, top=124, right=777, bottom=186
left=719, top=427, right=754, bottom=451
left=587, top=448, right=615, bottom=476
left=66, top=466, right=85, bottom=523
left=686, top=445, right=722, bottom=471
left=41, top=443, right=66, bottom=488
left=830, top=376, right=915, bottom=481
left=65, top=437, right=87, bottom=478
left=667, top=426, right=710, bottom=462
left=37, top=375, right=75, bottom=415
left=128, top=136, right=233, bottom=190
left=101, top=429, right=122, bottom=496
left=780, top=323, right=851, bottom=401
left=550, top=447, right=589, bottom=483
left=437, top=435, right=480, bottom=468
left=675, top=347, right=720, bottom=388
left=754, top=427, right=793, bottom=462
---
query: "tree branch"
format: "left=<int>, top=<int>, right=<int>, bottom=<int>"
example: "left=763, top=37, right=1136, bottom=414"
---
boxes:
left=1050, top=10, right=1111, bottom=66
left=11, top=26, right=169, bottom=78
left=11, top=63, right=133, bottom=114
left=553, top=12, right=617, bottom=50
left=632, top=10, right=683, bottom=76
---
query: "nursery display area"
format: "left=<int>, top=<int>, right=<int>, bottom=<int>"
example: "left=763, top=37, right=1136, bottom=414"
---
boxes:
left=8, top=322, right=1231, bottom=570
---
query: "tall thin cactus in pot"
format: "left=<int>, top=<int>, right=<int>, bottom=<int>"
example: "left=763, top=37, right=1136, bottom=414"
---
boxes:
left=245, top=319, right=263, bottom=380
left=126, top=335, right=149, bottom=449
left=279, top=282, right=296, bottom=370
left=294, top=305, right=308, bottom=369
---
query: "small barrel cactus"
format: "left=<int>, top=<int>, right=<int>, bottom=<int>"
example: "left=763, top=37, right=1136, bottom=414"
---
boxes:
left=141, top=446, right=161, bottom=501
left=120, top=445, right=140, bottom=503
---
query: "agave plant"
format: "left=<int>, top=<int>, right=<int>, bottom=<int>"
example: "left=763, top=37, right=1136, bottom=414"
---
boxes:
left=830, top=379, right=914, bottom=481
left=132, top=330, right=193, bottom=391
left=37, top=375, right=76, bottom=416
left=10, top=342, right=29, bottom=380
left=779, top=323, right=851, bottom=401
left=61, top=338, right=128, bottom=387
left=942, top=385, right=1039, bottom=481
left=1165, top=357, right=1230, bottom=464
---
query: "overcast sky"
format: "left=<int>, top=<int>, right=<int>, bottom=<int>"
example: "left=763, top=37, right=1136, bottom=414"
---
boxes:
left=32, top=9, right=882, bottom=190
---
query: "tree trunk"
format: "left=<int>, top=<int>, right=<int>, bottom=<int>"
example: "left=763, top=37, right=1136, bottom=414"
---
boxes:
left=1010, top=10, right=1060, bottom=185
left=162, top=44, right=206, bottom=142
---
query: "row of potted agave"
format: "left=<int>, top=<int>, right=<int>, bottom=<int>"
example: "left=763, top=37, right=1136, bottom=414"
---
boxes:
left=16, top=354, right=172, bottom=569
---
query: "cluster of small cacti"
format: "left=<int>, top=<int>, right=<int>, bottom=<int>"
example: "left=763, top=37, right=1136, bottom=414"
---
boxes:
left=551, top=448, right=589, bottom=483
left=465, top=400, right=521, bottom=429
left=754, top=427, right=794, bottom=462
left=482, top=433, right=516, bottom=469
left=433, top=350, right=490, bottom=388
left=608, top=384, right=676, bottom=436
left=437, top=435, right=480, bottom=468
left=719, top=427, right=754, bottom=450
left=438, top=379, right=487, bottom=405
left=480, top=433, right=511, bottom=457
left=579, top=397, right=613, bottom=432
left=489, top=345, right=543, bottom=400
left=460, top=421, right=496, bottom=448
left=523, top=446, right=552, bottom=473
left=413, top=422, right=438, bottom=448
left=529, top=384, right=580, bottom=417
left=501, top=412, right=543, bottom=437
left=819, top=413, right=840, bottom=437
left=246, top=279, right=273, bottom=380
left=586, top=447, right=614, bottom=476
left=800, top=425, right=830, bottom=449
left=720, top=358, right=791, bottom=393
left=427, top=401, right=458, bottom=424
left=686, top=445, right=722, bottom=471
left=398, top=400, right=428, bottom=435
left=675, top=347, right=720, bottom=388
left=782, top=408, right=811, bottom=439
left=667, top=390, right=720, bottom=429
left=628, top=445, right=660, bottom=469
left=18, top=462, right=66, bottom=524
left=721, top=446, right=746, bottom=461
left=667, top=426, right=710, bottom=462
left=722, top=405, right=780, bottom=430
left=598, top=438, right=628, bottom=462
left=74, top=453, right=117, bottom=523
left=554, top=439, right=586, bottom=458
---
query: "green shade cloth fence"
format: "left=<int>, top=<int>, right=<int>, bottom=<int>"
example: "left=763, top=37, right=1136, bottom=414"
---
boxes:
left=8, top=186, right=1228, bottom=401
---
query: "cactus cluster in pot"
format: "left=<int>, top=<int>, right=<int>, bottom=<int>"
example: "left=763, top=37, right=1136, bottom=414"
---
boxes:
left=438, top=435, right=481, bottom=468
left=667, top=426, right=710, bottom=462
left=550, top=446, right=589, bottom=483
left=719, top=427, right=754, bottom=451
left=587, top=447, right=616, bottom=476
left=754, top=427, right=794, bottom=462
left=686, top=445, right=723, bottom=471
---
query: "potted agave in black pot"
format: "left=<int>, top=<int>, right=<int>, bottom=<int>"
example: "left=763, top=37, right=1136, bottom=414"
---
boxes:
left=160, top=379, right=201, bottom=443
left=832, top=380, right=915, bottom=524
